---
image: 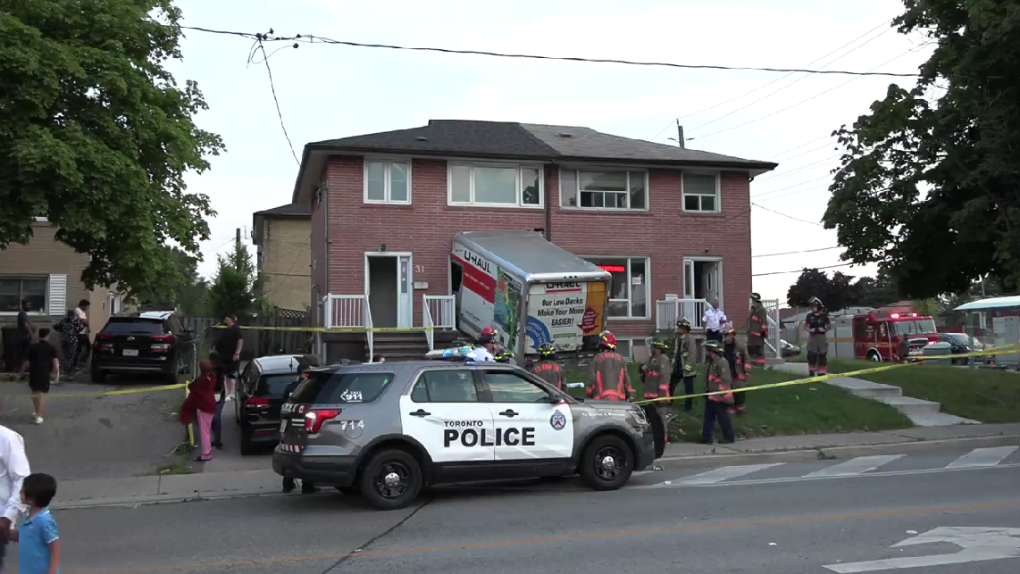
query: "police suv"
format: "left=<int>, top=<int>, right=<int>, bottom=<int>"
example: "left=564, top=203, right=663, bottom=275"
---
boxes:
left=272, top=349, right=657, bottom=510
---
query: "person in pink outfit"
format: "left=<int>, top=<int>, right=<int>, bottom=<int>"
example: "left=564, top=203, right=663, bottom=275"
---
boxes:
left=181, top=360, right=218, bottom=462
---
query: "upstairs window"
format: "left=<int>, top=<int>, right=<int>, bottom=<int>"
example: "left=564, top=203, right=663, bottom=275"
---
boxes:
left=560, top=169, right=647, bottom=210
left=365, top=160, right=411, bottom=204
left=448, top=164, right=542, bottom=207
left=682, top=173, right=720, bottom=212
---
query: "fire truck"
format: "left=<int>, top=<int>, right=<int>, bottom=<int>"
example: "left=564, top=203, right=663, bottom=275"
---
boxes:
left=852, top=311, right=938, bottom=362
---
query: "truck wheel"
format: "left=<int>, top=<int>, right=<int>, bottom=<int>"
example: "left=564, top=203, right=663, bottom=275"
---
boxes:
left=867, top=350, right=881, bottom=362
left=359, top=449, right=422, bottom=510
left=579, top=435, right=633, bottom=491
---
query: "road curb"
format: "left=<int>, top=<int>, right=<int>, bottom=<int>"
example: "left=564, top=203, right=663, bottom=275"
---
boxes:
left=53, top=489, right=286, bottom=511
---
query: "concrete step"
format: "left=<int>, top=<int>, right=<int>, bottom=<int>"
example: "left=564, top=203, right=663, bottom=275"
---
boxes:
left=875, top=395, right=943, bottom=415
left=825, top=377, right=903, bottom=398
left=906, top=412, right=982, bottom=427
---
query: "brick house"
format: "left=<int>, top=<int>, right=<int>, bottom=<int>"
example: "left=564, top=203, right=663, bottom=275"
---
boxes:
left=252, top=202, right=312, bottom=312
left=290, top=120, right=777, bottom=360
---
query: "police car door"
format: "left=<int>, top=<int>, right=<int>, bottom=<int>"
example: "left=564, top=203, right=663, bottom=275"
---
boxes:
left=399, top=368, right=495, bottom=464
left=479, top=369, right=573, bottom=461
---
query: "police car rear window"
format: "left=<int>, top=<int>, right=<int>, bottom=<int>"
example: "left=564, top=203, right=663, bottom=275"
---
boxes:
left=289, top=371, right=394, bottom=404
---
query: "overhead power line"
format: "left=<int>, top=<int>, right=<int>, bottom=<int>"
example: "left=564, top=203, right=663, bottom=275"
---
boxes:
left=751, top=202, right=824, bottom=226
left=753, top=262, right=855, bottom=277
left=753, top=246, right=842, bottom=258
left=754, top=173, right=834, bottom=200
left=768, top=135, right=836, bottom=160
left=180, top=26, right=920, bottom=78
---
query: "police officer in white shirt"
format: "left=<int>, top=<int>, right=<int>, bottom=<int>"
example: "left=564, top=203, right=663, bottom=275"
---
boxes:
left=467, top=327, right=497, bottom=362
left=0, top=425, right=30, bottom=571
left=703, top=298, right=727, bottom=342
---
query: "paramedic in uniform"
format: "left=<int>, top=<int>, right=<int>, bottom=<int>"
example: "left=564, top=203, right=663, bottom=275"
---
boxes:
left=701, top=340, right=736, bottom=444
left=671, top=319, right=697, bottom=412
left=467, top=327, right=497, bottom=362
left=702, top=298, right=727, bottom=342
left=529, top=343, right=566, bottom=390
left=640, top=337, right=673, bottom=457
left=587, top=332, right=633, bottom=401
left=804, top=297, right=832, bottom=376
left=745, top=293, right=769, bottom=369
left=723, top=328, right=752, bottom=415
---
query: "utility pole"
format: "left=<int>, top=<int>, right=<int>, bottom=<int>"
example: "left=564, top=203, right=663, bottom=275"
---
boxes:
left=676, top=119, right=685, bottom=149
left=235, top=227, right=241, bottom=248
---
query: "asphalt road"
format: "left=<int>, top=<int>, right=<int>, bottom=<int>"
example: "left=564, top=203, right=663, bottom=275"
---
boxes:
left=29, top=451, right=1020, bottom=574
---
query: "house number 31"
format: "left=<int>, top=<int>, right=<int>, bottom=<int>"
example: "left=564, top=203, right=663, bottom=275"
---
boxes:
left=414, top=264, right=425, bottom=273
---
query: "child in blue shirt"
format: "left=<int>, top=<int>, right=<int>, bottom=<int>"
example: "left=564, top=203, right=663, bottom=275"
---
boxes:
left=8, top=473, right=59, bottom=574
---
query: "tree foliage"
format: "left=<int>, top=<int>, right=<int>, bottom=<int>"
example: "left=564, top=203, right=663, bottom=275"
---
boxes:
left=208, top=243, right=267, bottom=320
left=852, top=270, right=901, bottom=308
left=788, top=268, right=903, bottom=310
left=0, top=1, right=224, bottom=299
left=136, top=246, right=211, bottom=316
left=825, top=0, right=1020, bottom=298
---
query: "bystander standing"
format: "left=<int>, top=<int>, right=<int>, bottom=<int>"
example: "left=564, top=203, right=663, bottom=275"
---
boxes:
left=215, top=314, right=243, bottom=402
left=8, top=473, right=60, bottom=574
left=15, top=301, right=34, bottom=376
left=22, top=329, right=59, bottom=425
left=0, top=424, right=31, bottom=573
left=73, top=299, right=91, bottom=370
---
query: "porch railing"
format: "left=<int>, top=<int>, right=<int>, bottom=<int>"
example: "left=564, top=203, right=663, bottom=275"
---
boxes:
left=424, top=295, right=457, bottom=329
left=325, top=294, right=373, bottom=360
left=655, top=298, right=710, bottom=331
left=422, top=295, right=435, bottom=351
left=762, top=298, right=781, bottom=358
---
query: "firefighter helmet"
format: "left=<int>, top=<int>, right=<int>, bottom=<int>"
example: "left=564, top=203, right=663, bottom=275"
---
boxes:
left=494, top=350, right=513, bottom=363
left=704, top=340, right=723, bottom=354
left=478, top=326, right=497, bottom=345
left=809, top=296, right=824, bottom=308
left=599, top=331, right=617, bottom=349
left=537, top=342, right=557, bottom=358
left=750, top=292, right=762, bottom=302
left=676, top=318, right=692, bottom=331
left=725, top=327, right=737, bottom=337
left=651, top=337, right=669, bottom=350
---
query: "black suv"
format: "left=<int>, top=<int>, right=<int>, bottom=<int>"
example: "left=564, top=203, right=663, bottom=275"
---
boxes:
left=236, top=354, right=321, bottom=455
left=91, top=311, right=193, bottom=383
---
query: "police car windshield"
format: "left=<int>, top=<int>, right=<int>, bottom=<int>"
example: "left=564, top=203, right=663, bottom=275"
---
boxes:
left=289, top=371, right=394, bottom=404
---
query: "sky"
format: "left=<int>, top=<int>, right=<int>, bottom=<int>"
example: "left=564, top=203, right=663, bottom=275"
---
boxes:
left=169, top=0, right=933, bottom=303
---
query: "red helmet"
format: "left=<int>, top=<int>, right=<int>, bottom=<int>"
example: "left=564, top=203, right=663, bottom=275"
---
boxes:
left=479, top=326, right=496, bottom=345
left=481, top=326, right=496, bottom=337
left=599, top=331, right=617, bottom=349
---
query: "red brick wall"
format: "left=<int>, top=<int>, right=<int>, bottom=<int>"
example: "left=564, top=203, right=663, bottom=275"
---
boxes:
left=310, top=168, right=327, bottom=324
left=324, top=156, right=751, bottom=333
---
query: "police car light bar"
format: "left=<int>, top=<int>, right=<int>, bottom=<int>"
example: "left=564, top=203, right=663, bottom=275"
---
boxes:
left=425, top=346, right=474, bottom=361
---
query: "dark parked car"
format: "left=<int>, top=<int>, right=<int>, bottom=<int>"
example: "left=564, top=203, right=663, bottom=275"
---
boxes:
left=780, top=339, right=801, bottom=357
left=235, top=354, right=321, bottom=455
left=91, top=311, right=193, bottom=383
left=938, top=332, right=974, bottom=365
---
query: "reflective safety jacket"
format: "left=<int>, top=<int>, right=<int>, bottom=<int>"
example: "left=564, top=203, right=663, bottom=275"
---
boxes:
left=746, top=304, right=769, bottom=345
left=705, top=355, right=735, bottom=405
left=588, top=350, right=633, bottom=401
left=723, top=341, right=752, bottom=387
left=530, top=359, right=567, bottom=390
left=642, top=353, right=673, bottom=400
left=673, top=332, right=697, bottom=377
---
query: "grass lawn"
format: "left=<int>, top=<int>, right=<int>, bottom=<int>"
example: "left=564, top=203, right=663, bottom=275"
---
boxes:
left=564, top=362, right=911, bottom=442
left=809, top=358, right=1020, bottom=424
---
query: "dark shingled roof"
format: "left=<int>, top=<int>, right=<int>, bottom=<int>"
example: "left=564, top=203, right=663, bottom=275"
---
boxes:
left=254, top=202, right=310, bottom=218
left=306, top=120, right=774, bottom=170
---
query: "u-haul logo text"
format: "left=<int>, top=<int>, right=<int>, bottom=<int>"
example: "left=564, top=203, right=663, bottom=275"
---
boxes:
left=463, top=249, right=493, bottom=274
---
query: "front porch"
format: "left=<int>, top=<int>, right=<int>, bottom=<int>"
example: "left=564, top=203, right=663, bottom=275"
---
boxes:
left=320, top=293, right=459, bottom=361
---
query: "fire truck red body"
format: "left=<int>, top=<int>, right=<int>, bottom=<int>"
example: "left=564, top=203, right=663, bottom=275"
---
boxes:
left=852, top=311, right=938, bottom=362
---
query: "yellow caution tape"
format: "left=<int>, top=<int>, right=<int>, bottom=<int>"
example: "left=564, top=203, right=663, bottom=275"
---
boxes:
left=211, top=325, right=434, bottom=333
left=633, top=343, right=1020, bottom=406
left=43, top=382, right=187, bottom=399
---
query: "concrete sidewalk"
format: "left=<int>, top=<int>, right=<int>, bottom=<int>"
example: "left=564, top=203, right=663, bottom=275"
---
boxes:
left=51, top=422, right=1020, bottom=510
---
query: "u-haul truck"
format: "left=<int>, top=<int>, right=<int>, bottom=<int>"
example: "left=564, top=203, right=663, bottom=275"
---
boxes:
left=450, top=231, right=611, bottom=363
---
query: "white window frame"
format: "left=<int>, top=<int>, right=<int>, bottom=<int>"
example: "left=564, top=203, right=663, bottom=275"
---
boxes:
left=447, top=162, right=544, bottom=208
left=580, top=256, right=651, bottom=320
left=559, top=167, right=650, bottom=212
left=363, top=158, right=413, bottom=205
left=0, top=275, right=49, bottom=316
left=681, top=171, right=722, bottom=213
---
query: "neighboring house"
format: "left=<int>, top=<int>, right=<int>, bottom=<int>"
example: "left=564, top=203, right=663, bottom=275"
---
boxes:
left=291, top=119, right=776, bottom=359
left=253, top=202, right=312, bottom=312
left=0, top=219, right=125, bottom=341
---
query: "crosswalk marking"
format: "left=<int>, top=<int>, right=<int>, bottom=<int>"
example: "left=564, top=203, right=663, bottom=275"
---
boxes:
left=946, top=446, right=1020, bottom=469
left=672, top=463, right=783, bottom=485
left=805, top=455, right=905, bottom=478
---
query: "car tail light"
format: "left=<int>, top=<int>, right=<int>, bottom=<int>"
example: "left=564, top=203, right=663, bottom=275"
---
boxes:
left=96, top=332, right=113, bottom=340
left=246, top=396, right=270, bottom=408
left=151, top=334, right=173, bottom=342
left=304, top=408, right=341, bottom=434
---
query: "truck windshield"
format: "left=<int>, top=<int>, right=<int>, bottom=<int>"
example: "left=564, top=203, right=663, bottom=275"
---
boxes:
left=892, top=319, right=937, bottom=336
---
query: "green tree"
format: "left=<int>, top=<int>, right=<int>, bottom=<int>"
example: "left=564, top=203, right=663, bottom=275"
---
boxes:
left=0, top=1, right=224, bottom=299
left=208, top=242, right=266, bottom=320
left=824, top=0, right=1020, bottom=299
left=136, top=246, right=211, bottom=315
left=852, top=270, right=901, bottom=308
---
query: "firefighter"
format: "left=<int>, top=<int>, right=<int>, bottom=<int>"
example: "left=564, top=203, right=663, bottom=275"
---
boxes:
left=804, top=296, right=832, bottom=376
left=467, top=326, right=497, bottom=362
left=671, top=318, right=697, bottom=412
left=587, top=331, right=634, bottom=401
left=746, top=293, right=769, bottom=369
left=529, top=343, right=566, bottom=390
left=494, top=349, right=514, bottom=363
left=640, top=337, right=674, bottom=457
left=701, top=340, right=736, bottom=444
left=723, top=327, right=752, bottom=415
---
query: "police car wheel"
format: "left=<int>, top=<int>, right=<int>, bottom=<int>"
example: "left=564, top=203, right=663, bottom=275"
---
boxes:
left=579, top=435, right=633, bottom=491
left=359, top=449, right=422, bottom=510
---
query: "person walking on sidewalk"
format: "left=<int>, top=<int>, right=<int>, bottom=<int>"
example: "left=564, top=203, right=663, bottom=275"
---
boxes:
left=671, top=319, right=697, bottom=412
left=8, top=473, right=60, bottom=574
left=804, top=297, right=832, bottom=376
left=745, top=293, right=769, bottom=369
left=0, top=424, right=31, bottom=573
left=181, top=360, right=217, bottom=462
left=215, top=315, right=243, bottom=402
left=701, top=341, right=736, bottom=445
left=21, top=329, right=59, bottom=425
left=723, top=328, right=752, bottom=415
left=703, top=299, right=727, bottom=342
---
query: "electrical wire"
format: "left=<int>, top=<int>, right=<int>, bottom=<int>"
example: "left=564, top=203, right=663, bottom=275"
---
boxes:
left=753, top=246, right=842, bottom=258
left=249, top=36, right=301, bottom=166
left=757, top=154, right=840, bottom=182
left=751, top=202, right=824, bottom=226
left=754, top=173, right=834, bottom=200
left=179, top=25, right=920, bottom=78
left=768, top=135, right=836, bottom=160
left=752, top=262, right=855, bottom=277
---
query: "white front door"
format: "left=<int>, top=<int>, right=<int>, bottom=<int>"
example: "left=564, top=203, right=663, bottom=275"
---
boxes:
left=397, top=255, right=413, bottom=328
left=479, top=369, right=574, bottom=461
left=683, top=259, right=695, bottom=298
left=400, top=369, right=495, bottom=463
